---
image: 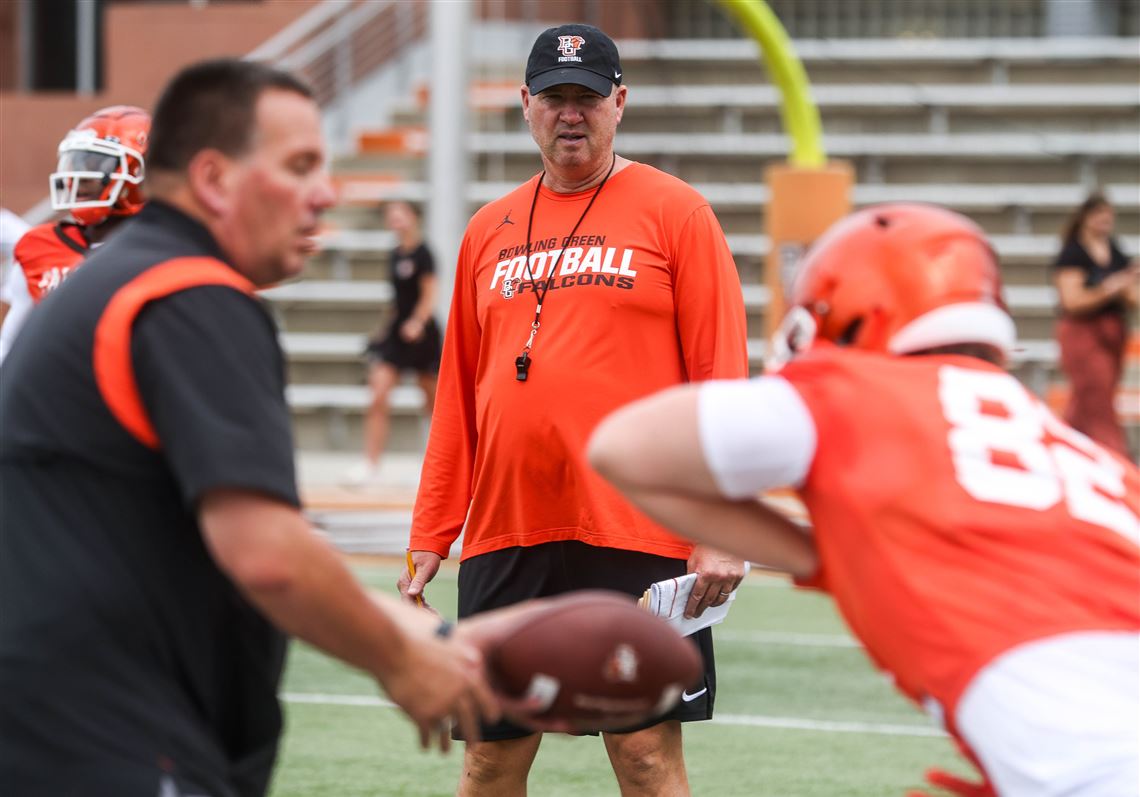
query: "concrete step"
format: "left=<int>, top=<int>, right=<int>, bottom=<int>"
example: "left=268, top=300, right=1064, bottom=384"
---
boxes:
left=284, top=327, right=1140, bottom=456
left=616, top=37, right=1140, bottom=87
left=267, top=277, right=1065, bottom=339
left=463, top=130, right=1140, bottom=160
left=711, top=207, right=1138, bottom=238
left=283, top=328, right=1067, bottom=383
left=464, top=155, right=1138, bottom=193
left=285, top=352, right=1136, bottom=457
left=393, top=82, right=1140, bottom=138
left=299, top=250, right=1049, bottom=291
left=303, top=232, right=1139, bottom=274
left=289, top=384, right=429, bottom=452
left=322, top=177, right=1140, bottom=249
left=471, top=37, right=1140, bottom=87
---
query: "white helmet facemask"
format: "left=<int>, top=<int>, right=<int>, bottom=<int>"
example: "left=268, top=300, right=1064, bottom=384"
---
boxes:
left=50, top=131, right=145, bottom=213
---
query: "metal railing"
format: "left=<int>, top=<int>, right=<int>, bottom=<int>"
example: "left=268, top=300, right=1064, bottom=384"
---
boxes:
left=667, top=0, right=1139, bottom=38
left=246, top=0, right=423, bottom=108
left=243, top=0, right=429, bottom=156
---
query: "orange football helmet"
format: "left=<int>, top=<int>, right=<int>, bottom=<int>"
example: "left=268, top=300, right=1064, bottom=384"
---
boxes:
left=773, top=203, right=1015, bottom=365
left=50, top=105, right=150, bottom=227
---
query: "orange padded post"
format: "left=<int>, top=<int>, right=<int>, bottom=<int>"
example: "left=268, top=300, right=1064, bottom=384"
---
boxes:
left=763, top=162, right=854, bottom=337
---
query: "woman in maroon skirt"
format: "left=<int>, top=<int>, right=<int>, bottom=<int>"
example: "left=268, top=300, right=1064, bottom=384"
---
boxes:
left=1052, top=191, right=1139, bottom=457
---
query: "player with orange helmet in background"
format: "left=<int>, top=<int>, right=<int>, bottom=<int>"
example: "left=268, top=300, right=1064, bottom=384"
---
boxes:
left=13, top=105, right=150, bottom=303
left=769, top=202, right=1015, bottom=365
left=589, top=204, right=1140, bottom=797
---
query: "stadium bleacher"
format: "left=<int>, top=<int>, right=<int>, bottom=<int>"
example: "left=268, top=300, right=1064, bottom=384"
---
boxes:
left=274, top=35, right=1139, bottom=453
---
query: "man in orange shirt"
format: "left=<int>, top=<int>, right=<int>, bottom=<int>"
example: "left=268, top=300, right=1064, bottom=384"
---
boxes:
left=398, top=23, right=749, bottom=797
left=590, top=204, right=1140, bottom=797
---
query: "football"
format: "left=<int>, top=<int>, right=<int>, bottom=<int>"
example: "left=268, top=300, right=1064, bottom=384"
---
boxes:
left=486, top=590, right=703, bottom=732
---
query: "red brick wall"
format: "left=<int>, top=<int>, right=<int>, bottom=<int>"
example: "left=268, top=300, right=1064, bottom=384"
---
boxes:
left=0, top=0, right=314, bottom=216
left=0, top=0, right=665, bottom=216
left=476, top=0, right=666, bottom=38
left=0, top=2, right=19, bottom=92
left=0, top=96, right=113, bottom=215
left=103, top=0, right=314, bottom=110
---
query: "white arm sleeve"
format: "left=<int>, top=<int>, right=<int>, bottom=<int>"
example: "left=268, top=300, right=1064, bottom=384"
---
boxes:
left=0, top=209, right=30, bottom=259
left=1, top=258, right=27, bottom=303
left=0, top=263, right=32, bottom=365
left=696, top=376, right=818, bottom=498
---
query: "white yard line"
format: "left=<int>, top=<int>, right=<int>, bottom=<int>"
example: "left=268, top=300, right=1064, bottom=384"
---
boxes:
left=711, top=713, right=945, bottom=737
left=284, top=692, right=393, bottom=708
left=280, top=693, right=944, bottom=738
left=737, top=577, right=795, bottom=588
left=715, top=630, right=860, bottom=648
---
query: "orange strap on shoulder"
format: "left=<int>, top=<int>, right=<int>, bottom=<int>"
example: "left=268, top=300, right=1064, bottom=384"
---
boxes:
left=93, top=257, right=256, bottom=449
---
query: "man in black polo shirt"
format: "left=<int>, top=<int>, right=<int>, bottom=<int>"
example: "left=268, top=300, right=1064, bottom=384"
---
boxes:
left=0, top=59, right=498, bottom=796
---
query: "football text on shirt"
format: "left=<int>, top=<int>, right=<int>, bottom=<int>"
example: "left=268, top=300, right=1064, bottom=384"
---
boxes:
left=489, top=246, right=638, bottom=293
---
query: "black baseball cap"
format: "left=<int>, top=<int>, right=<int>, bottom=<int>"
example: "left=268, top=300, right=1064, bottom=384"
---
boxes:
left=525, top=23, right=623, bottom=97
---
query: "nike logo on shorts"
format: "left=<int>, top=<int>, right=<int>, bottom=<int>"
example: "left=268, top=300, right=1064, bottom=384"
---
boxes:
left=681, top=687, right=708, bottom=702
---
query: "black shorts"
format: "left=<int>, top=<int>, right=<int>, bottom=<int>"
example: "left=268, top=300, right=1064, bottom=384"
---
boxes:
left=365, top=318, right=441, bottom=374
left=457, top=540, right=715, bottom=741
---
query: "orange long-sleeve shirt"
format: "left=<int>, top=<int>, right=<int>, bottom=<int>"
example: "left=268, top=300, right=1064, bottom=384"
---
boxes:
left=411, top=163, right=749, bottom=561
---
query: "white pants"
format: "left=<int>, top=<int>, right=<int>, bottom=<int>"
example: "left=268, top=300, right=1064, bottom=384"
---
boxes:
left=956, top=631, right=1140, bottom=797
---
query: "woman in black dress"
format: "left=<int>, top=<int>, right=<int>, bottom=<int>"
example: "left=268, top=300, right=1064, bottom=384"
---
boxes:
left=347, top=201, right=441, bottom=485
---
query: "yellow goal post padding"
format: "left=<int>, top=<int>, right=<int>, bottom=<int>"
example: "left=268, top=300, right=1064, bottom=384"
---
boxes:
left=714, top=0, right=853, bottom=338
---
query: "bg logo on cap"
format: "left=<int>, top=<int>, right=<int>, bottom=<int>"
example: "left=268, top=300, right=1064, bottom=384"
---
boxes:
left=557, top=35, right=585, bottom=58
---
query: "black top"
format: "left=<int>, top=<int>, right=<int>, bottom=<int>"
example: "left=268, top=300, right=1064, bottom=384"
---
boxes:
left=0, top=201, right=297, bottom=797
left=390, top=241, right=436, bottom=322
left=1052, top=237, right=1132, bottom=318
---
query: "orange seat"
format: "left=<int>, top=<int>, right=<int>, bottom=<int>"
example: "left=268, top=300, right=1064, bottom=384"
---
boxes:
left=415, top=81, right=519, bottom=110
left=356, top=127, right=427, bottom=156
left=331, top=173, right=405, bottom=205
left=1127, top=332, right=1140, bottom=360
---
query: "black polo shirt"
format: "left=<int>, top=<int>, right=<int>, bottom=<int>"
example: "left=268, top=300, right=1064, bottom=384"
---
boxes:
left=1052, top=237, right=1132, bottom=318
left=0, top=201, right=298, bottom=797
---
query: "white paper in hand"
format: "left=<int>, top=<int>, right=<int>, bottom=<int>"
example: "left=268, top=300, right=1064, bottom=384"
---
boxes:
left=639, top=563, right=750, bottom=637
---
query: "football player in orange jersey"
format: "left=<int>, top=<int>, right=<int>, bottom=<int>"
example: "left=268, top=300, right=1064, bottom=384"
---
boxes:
left=12, top=105, right=150, bottom=304
left=589, top=203, right=1140, bottom=797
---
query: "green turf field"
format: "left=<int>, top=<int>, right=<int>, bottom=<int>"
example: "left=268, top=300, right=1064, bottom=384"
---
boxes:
left=269, top=561, right=974, bottom=796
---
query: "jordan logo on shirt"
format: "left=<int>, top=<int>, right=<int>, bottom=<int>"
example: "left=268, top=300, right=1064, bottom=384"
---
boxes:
left=495, top=210, right=516, bottom=231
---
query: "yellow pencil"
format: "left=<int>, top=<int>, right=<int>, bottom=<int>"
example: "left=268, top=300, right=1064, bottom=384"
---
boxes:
left=406, top=550, right=425, bottom=608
